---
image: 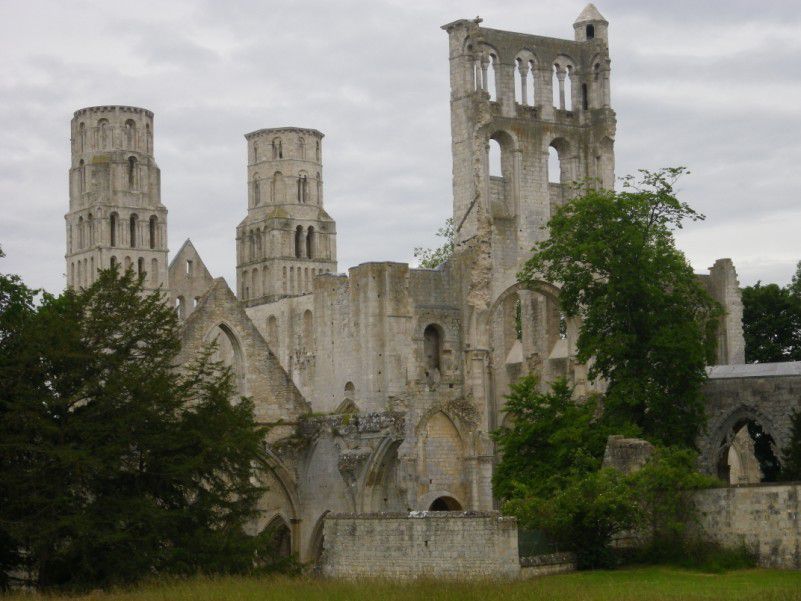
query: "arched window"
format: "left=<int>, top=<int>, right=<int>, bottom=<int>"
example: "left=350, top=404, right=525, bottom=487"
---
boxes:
left=303, top=310, right=313, bottom=349
left=149, top=216, right=157, bottom=249
left=267, top=315, right=279, bottom=349
left=110, top=212, right=118, bottom=247
left=488, top=139, right=502, bottom=177
left=87, top=213, right=94, bottom=246
left=423, top=324, right=443, bottom=385
left=130, top=214, right=138, bottom=247
left=295, top=225, right=304, bottom=258
left=586, top=24, right=595, bottom=39
left=124, top=119, right=136, bottom=148
left=549, top=138, right=572, bottom=187
left=124, top=256, right=132, bottom=271
left=306, top=226, right=315, bottom=259
left=110, top=256, right=117, bottom=270
left=127, top=156, right=137, bottom=189
left=78, top=122, right=86, bottom=152
left=272, top=171, right=284, bottom=203
left=98, top=119, right=109, bottom=148
left=297, top=173, right=308, bottom=203
left=272, top=137, right=282, bottom=159
left=487, top=53, right=498, bottom=100
left=78, top=216, right=84, bottom=248
left=582, top=83, right=589, bottom=110
left=253, top=177, right=260, bottom=206
left=298, top=136, right=306, bottom=160
left=548, top=146, right=560, bottom=183
left=150, top=258, right=158, bottom=285
left=78, top=159, right=85, bottom=193
left=137, top=257, right=145, bottom=276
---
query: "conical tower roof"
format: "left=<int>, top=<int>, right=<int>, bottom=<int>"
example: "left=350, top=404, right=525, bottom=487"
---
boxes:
left=575, top=3, right=608, bottom=24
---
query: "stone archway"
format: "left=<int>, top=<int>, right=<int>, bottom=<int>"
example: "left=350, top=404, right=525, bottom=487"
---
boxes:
left=205, top=322, right=247, bottom=398
left=709, top=407, right=781, bottom=484
left=429, top=496, right=463, bottom=511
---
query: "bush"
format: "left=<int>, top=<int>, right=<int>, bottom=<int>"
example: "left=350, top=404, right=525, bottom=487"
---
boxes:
left=631, top=540, right=756, bottom=573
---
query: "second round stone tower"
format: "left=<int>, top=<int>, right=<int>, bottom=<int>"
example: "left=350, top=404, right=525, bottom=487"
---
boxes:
left=236, top=127, right=337, bottom=304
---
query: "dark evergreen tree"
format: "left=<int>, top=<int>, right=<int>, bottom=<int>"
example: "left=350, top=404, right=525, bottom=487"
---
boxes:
left=0, top=263, right=271, bottom=589
left=741, top=271, right=801, bottom=363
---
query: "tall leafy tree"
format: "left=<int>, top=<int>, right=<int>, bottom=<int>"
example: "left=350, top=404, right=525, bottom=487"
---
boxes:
left=741, top=265, right=801, bottom=363
left=0, top=264, right=270, bottom=589
left=519, top=168, right=721, bottom=447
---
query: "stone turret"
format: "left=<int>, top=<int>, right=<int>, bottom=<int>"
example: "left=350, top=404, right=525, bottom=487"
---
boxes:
left=66, top=105, right=168, bottom=291
left=573, top=3, right=609, bottom=43
left=236, top=127, right=337, bottom=304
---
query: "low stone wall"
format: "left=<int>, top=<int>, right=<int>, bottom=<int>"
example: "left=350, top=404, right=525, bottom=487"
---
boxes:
left=694, top=483, right=801, bottom=569
left=321, top=511, right=520, bottom=580
left=520, top=552, right=576, bottom=577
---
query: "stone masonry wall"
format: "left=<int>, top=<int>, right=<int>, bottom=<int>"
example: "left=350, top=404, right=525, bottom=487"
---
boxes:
left=321, top=512, right=520, bottom=579
left=694, top=484, right=801, bottom=569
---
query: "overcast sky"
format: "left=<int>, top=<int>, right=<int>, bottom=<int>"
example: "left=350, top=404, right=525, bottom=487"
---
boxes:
left=1, top=0, right=799, bottom=294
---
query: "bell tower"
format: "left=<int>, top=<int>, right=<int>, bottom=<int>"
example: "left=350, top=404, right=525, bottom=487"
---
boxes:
left=65, top=105, right=168, bottom=291
left=442, top=5, right=616, bottom=253
left=236, top=127, right=337, bottom=304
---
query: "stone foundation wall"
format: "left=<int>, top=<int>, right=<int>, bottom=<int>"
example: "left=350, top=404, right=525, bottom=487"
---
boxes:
left=321, top=511, right=520, bottom=579
left=694, top=484, right=801, bottom=569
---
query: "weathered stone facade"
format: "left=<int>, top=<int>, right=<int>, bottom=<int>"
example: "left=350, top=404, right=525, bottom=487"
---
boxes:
left=321, top=512, right=520, bottom=579
left=695, top=484, right=801, bottom=569
left=62, top=4, right=796, bottom=572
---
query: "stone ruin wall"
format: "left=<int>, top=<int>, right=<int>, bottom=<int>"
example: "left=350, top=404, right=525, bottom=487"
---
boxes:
left=321, top=512, right=520, bottom=580
left=695, top=484, right=801, bottom=569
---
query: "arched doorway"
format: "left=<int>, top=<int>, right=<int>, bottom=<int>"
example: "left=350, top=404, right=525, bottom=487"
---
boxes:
left=715, top=415, right=781, bottom=485
left=260, top=516, right=292, bottom=564
left=429, top=496, right=462, bottom=511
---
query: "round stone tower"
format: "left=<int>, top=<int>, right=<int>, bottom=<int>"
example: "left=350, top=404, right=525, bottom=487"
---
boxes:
left=237, top=127, right=337, bottom=304
left=66, top=105, right=168, bottom=291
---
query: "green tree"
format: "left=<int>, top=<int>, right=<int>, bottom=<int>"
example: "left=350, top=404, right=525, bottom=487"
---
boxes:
left=413, top=218, right=455, bottom=269
left=492, top=376, right=626, bottom=500
left=0, top=265, right=271, bottom=589
left=519, top=168, right=721, bottom=447
left=0, top=245, right=40, bottom=590
left=506, top=467, right=637, bottom=569
left=741, top=276, right=801, bottom=364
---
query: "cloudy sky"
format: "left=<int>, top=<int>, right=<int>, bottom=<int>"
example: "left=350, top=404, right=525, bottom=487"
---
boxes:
left=1, top=0, right=799, bottom=294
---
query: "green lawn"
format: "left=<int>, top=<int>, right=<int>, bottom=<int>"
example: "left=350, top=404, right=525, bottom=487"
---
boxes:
left=6, top=568, right=801, bottom=601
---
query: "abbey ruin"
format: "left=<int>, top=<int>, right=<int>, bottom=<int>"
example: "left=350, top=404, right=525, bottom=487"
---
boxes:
left=62, top=5, right=801, bottom=571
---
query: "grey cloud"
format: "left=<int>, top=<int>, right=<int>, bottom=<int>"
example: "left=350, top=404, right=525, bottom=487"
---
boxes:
left=0, top=0, right=799, bottom=294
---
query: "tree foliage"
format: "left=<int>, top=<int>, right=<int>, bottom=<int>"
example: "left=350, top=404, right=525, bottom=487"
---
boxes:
left=741, top=264, right=801, bottom=363
left=492, top=376, right=628, bottom=500
left=519, top=168, right=721, bottom=447
left=495, top=379, right=717, bottom=569
left=0, top=262, right=271, bottom=590
left=413, top=218, right=455, bottom=269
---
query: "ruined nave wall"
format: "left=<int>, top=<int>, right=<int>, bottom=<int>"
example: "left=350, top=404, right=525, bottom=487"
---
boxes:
left=245, top=261, right=465, bottom=414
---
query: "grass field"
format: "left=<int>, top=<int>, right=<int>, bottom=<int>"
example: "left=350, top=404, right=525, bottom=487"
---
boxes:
left=6, top=568, right=801, bottom=601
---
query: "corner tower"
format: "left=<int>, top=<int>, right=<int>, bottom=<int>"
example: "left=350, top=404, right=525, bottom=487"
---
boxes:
left=236, top=127, right=337, bottom=304
left=65, top=106, right=168, bottom=291
left=441, top=6, right=616, bottom=252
